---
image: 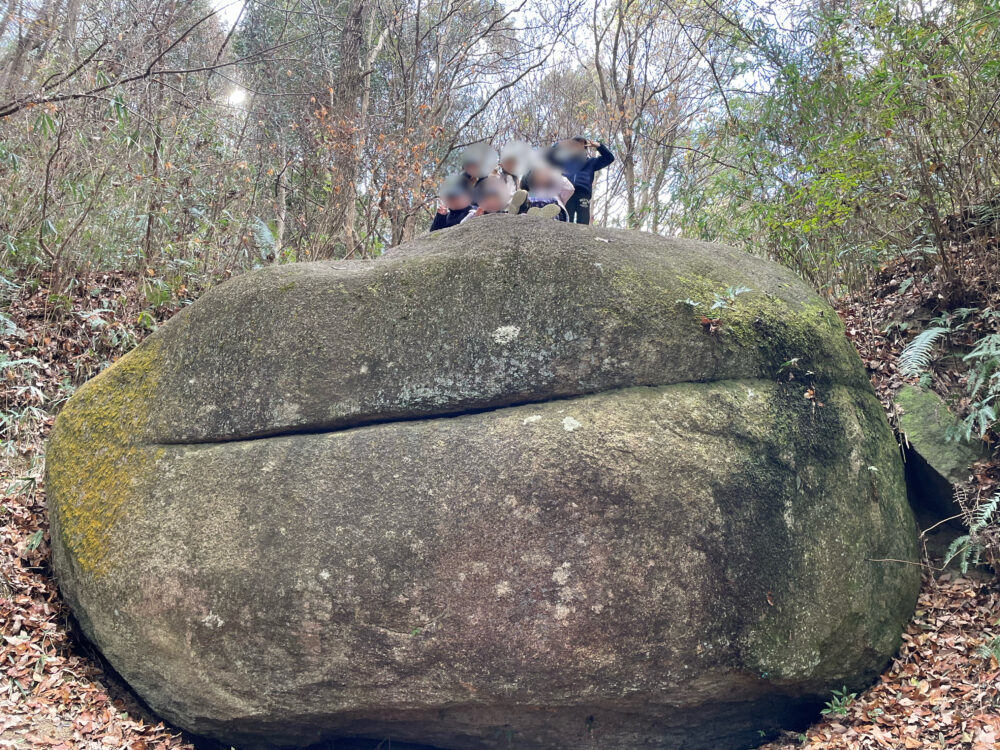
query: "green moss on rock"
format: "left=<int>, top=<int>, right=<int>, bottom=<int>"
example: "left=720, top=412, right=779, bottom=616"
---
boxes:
left=894, top=384, right=985, bottom=483
left=47, top=341, right=163, bottom=578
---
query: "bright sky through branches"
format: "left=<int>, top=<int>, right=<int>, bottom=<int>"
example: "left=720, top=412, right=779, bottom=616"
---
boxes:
left=212, top=0, right=245, bottom=29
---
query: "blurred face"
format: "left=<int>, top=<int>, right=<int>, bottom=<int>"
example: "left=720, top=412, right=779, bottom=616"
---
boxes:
left=445, top=192, right=470, bottom=211
left=533, top=165, right=557, bottom=189
left=463, top=161, right=480, bottom=178
left=553, top=142, right=582, bottom=163
left=501, top=157, right=517, bottom=174
left=479, top=190, right=505, bottom=213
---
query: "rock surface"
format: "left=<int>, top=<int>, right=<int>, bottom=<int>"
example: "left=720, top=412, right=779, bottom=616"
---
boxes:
left=47, top=216, right=921, bottom=750
left=894, top=385, right=985, bottom=518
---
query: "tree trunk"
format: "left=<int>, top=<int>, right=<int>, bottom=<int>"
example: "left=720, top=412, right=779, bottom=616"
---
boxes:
left=623, top=148, right=637, bottom=228
left=273, top=144, right=288, bottom=264
left=325, top=0, right=367, bottom=257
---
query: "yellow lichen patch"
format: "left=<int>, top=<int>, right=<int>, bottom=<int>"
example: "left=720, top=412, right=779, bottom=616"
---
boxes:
left=46, top=341, right=163, bottom=578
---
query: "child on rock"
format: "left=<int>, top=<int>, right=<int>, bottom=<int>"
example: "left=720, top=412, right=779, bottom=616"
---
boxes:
left=520, top=162, right=574, bottom=220
left=430, top=180, right=476, bottom=232
left=470, top=177, right=516, bottom=217
left=497, top=141, right=531, bottom=202
left=547, top=137, right=615, bottom=224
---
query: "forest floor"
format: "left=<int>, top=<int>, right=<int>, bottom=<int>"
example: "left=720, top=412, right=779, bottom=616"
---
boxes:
left=1, top=263, right=998, bottom=750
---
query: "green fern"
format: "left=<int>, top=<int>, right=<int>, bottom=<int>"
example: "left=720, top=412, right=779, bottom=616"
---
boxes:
left=944, top=492, right=999, bottom=572
left=971, top=493, right=1000, bottom=531
left=898, top=327, right=948, bottom=377
left=964, top=333, right=1000, bottom=365
left=974, top=635, right=1000, bottom=662
left=943, top=534, right=971, bottom=572
left=251, top=216, right=276, bottom=253
left=946, top=331, right=1000, bottom=442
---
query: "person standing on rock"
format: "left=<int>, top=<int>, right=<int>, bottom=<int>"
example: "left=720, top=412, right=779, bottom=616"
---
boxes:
left=548, top=137, right=615, bottom=224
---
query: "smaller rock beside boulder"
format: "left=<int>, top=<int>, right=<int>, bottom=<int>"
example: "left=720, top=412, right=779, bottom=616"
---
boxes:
left=894, top=385, right=985, bottom=518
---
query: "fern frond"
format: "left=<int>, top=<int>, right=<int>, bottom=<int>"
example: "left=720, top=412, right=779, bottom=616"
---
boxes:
left=964, top=333, right=1000, bottom=363
left=943, top=534, right=970, bottom=572
left=899, top=327, right=948, bottom=377
left=966, top=364, right=990, bottom=400
left=953, top=485, right=974, bottom=527
left=975, top=636, right=1000, bottom=662
left=251, top=216, right=275, bottom=250
left=971, top=493, right=1000, bottom=532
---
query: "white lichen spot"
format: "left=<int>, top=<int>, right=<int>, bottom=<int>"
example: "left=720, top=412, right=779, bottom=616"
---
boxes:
left=591, top=603, right=605, bottom=614
left=552, top=563, right=571, bottom=585
left=319, top=570, right=331, bottom=581
left=201, top=612, right=224, bottom=629
left=521, top=551, right=552, bottom=567
left=274, top=400, right=302, bottom=423
left=491, top=325, right=521, bottom=345
left=522, top=415, right=542, bottom=425
left=783, top=498, right=796, bottom=529
left=495, top=581, right=512, bottom=597
left=553, top=604, right=572, bottom=621
left=562, top=416, right=582, bottom=432
left=359, top=363, right=369, bottom=374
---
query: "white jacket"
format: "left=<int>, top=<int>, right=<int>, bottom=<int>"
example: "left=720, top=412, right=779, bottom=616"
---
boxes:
left=496, top=170, right=521, bottom=201
left=530, top=175, right=575, bottom=206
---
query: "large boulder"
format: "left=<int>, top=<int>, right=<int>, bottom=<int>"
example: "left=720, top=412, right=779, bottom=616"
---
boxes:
left=47, top=217, right=921, bottom=750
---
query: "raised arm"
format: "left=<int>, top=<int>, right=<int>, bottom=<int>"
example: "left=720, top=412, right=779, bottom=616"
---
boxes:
left=590, top=142, right=615, bottom=171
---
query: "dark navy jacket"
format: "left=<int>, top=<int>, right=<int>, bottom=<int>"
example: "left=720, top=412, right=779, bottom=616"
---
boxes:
left=548, top=142, right=615, bottom=197
left=430, top=205, right=475, bottom=232
left=460, top=171, right=487, bottom=200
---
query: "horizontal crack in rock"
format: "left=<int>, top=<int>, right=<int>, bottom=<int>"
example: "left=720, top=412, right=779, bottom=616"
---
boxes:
left=152, top=379, right=867, bottom=448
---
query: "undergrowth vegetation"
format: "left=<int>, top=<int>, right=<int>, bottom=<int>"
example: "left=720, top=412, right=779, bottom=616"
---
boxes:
left=946, top=491, right=1000, bottom=574
left=1, top=271, right=183, bottom=461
